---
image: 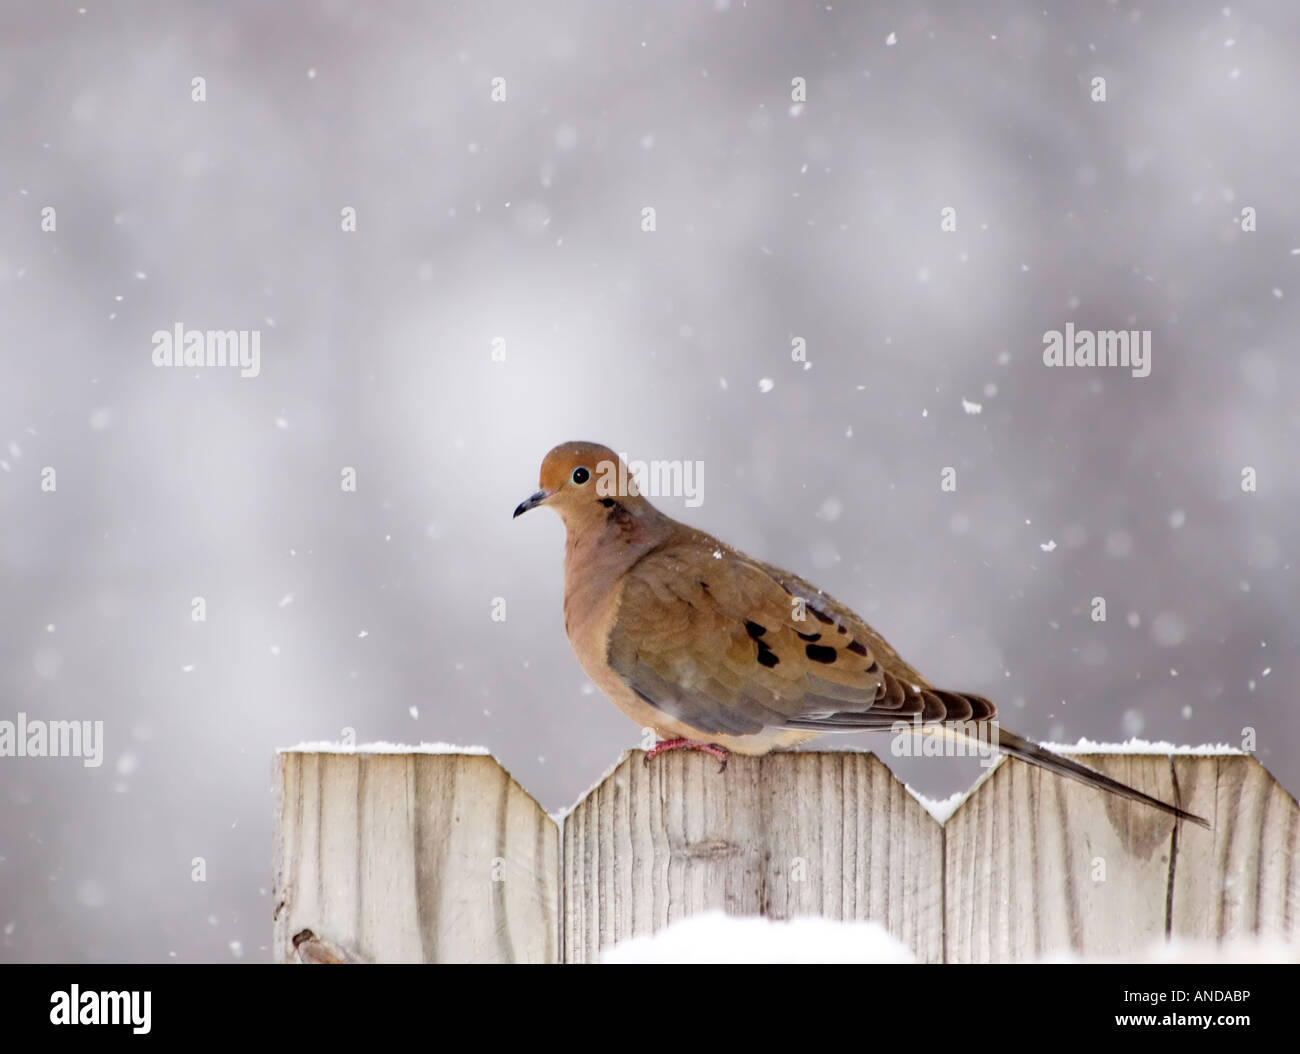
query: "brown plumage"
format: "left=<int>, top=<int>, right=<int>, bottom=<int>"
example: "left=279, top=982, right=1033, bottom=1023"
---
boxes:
left=515, top=441, right=1208, bottom=827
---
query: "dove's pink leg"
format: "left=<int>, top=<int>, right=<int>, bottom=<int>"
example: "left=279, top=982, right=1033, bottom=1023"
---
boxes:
left=644, top=738, right=729, bottom=768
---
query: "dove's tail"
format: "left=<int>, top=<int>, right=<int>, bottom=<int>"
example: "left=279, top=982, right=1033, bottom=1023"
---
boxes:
left=982, top=725, right=1209, bottom=828
left=784, top=682, right=1209, bottom=826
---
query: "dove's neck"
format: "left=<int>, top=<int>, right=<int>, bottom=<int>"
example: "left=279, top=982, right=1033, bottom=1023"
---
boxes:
left=561, top=498, right=675, bottom=642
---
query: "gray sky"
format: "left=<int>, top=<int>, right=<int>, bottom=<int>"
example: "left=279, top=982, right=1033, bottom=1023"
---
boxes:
left=1, top=0, right=1297, bottom=962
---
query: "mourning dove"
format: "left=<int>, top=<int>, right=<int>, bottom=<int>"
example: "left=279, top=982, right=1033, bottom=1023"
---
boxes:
left=515, top=441, right=1207, bottom=827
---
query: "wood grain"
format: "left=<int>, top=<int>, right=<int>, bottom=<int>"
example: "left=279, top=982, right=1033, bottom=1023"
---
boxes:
left=273, top=751, right=558, bottom=963
left=562, top=749, right=943, bottom=962
left=944, top=752, right=1191, bottom=963
left=1168, top=754, right=1299, bottom=944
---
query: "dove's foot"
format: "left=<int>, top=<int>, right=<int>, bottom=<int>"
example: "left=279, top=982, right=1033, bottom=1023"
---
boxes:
left=644, top=738, right=728, bottom=770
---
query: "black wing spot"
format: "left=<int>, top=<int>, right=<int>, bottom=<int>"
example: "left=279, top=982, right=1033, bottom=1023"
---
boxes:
left=805, top=644, right=837, bottom=664
left=744, top=620, right=767, bottom=639
left=847, top=640, right=868, bottom=656
left=866, top=660, right=879, bottom=673
left=756, top=643, right=780, bottom=668
left=795, top=630, right=821, bottom=642
left=809, top=607, right=834, bottom=625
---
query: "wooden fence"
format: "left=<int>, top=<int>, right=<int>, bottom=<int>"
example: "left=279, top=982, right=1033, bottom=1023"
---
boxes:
left=272, top=747, right=1299, bottom=963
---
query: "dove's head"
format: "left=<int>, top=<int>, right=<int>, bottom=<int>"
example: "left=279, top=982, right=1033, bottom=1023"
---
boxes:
left=513, top=441, right=651, bottom=526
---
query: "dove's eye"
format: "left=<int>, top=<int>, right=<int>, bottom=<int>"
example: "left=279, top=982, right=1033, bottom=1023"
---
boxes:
left=571, top=466, right=591, bottom=485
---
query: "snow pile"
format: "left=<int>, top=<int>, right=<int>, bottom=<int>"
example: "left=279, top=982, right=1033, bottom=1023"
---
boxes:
left=601, top=912, right=916, bottom=964
left=903, top=786, right=973, bottom=824
left=604, top=913, right=1299, bottom=963
left=1040, top=737, right=1245, bottom=756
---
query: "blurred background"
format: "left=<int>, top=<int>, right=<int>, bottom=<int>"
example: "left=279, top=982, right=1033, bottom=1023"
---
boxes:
left=1, top=0, right=1296, bottom=962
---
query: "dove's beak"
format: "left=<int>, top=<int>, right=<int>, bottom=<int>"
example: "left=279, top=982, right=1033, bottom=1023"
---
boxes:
left=513, top=489, right=553, bottom=518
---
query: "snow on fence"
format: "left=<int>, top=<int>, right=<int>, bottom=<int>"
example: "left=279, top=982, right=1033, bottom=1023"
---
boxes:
left=272, top=746, right=1298, bottom=963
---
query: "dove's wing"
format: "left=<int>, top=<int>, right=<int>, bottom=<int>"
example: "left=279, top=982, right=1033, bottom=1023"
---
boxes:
left=605, top=533, right=996, bottom=737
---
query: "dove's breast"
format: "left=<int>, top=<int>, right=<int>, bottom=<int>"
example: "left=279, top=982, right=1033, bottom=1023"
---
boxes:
left=562, top=538, right=641, bottom=692
left=562, top=543, right=813, bottom=754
